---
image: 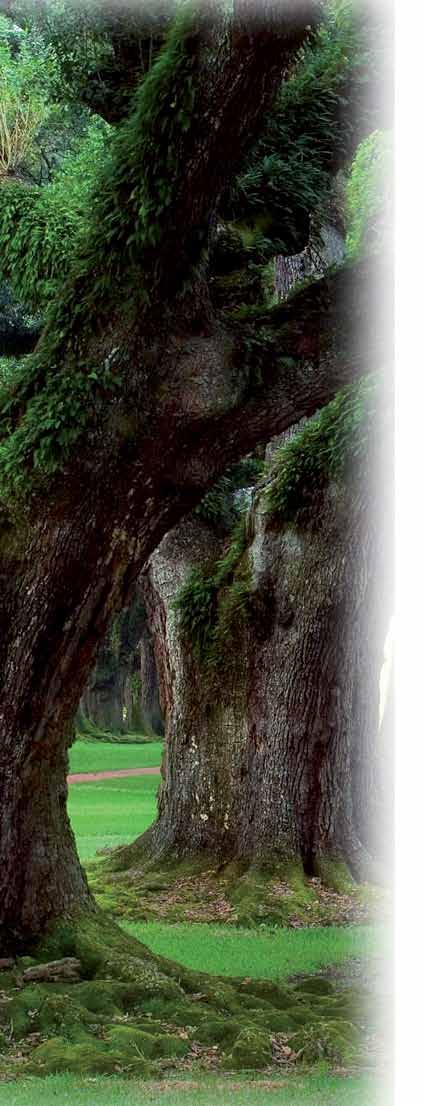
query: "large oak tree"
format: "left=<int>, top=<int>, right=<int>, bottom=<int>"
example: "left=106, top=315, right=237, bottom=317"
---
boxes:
left=0, top=0, right=386, bottom=955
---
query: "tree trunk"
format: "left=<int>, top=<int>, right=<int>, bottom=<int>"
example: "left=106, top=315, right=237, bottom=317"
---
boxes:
left=234, top=479, right=386, bottom=882
left=119, top=432, right=389, bottom=888
left=138, top=620, right=163, bottom=737
left=139, top=517, right=245, bottom=859
left=0, top=0, right=384, bottom=951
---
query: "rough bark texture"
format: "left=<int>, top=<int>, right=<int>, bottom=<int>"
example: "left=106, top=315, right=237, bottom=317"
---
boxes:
left=274, top=224, right=345, bottom=301
left=0, top=0, right=386, bottom=950
left=234, top=477, right=387, bottom=880
left=139, top=517, right=245, bottom=859
left=78, top=595, right=161, bottom=734
left=129, top=435, right=390, bottom=885
left=138, top=620, right=164, bottom=737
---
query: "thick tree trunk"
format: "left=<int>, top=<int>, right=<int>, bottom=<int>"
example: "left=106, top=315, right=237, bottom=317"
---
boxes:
left=0, top=721, right=95, bottom=953
left=234, top=479, right=386, bottom=881
left=0, top=259, right=374, bottom=950
left=127, top=445, right=389, bottom=886
left=0, top=0, right=385, bottom=950
left=139, top=518, right=245, bottom=859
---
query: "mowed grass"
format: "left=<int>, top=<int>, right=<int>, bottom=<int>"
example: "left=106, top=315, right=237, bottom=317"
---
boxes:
left=68, top=775, right=159, bottom=860
left=122, top=919, right=380, bottom=982
left=0, top=1073, right=381, bottom=1106
left=69, top=739, right=163, bottom=774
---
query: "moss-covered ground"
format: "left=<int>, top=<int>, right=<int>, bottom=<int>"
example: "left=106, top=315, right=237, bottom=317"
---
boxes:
left=0, top=911, right=380, bottom=1084
left=53, top=743, right=388, bottom=1097
left=89, top=851, right=383, bottom=928
left=68, top=742, right=385, bottom=930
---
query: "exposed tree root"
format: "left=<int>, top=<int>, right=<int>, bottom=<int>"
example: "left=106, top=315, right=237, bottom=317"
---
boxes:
left=0, top=911, right=369, bottom=1080
left=88, top=850, right=385, bottom=928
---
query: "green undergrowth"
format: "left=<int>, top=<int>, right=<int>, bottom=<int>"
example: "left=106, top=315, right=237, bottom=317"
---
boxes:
left=69, top=740, right=163, bottom=775
left=0, top=913, right=372, bottom=1082
left=121, top=921, right=380, bottom=983
left=69, top=776, right=159, bottom=862
left=0, top=1071, right=380, bottom=1105
left=88, top=853, right=377, bottom=929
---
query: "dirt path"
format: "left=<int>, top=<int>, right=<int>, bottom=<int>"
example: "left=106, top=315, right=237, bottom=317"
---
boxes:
left=67, top=766, right=161, bottom=784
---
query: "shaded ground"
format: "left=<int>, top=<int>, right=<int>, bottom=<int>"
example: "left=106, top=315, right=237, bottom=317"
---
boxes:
left=91, top=856, right=388, bottom=929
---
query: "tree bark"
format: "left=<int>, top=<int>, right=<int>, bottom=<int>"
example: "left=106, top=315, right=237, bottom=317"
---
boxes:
left=139, top=517, right=244, bottom=859
left=138, top=620, right=163, bottom=737
left=234, top=476, right=388, bottom=882
left=0, top=0, right=386, bottom=951
left=126, top=427, right=390, bottom=886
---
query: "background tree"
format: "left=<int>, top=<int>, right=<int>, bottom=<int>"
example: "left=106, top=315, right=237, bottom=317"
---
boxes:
left=78, top=594, right=163, bottom=737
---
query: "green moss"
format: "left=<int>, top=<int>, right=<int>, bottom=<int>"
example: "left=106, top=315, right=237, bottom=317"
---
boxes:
left=106, top=1024, right=189, bottom=1060
left=220, top=1026, right=272, bottom=1071
left=255, top=1010, right=304, bottom=1034
left=0, top=986, right=45, bottom=1038
left=28, top=1035, right=149, bottom=1075
left=314, top=859, right=355, bottom=893
left=33, top=993, right=94, bottom=1040
left=228, top=861, right=317, bottom=927
left=174, top=512, right=252, bottom=669
left=235, top=978, right=293, bottom=1010
left=291, top=1019, right=361, bottom=1065
left=293, top=978, right=335, bottom=997
left=74, top=980, right=126, bottom=1016
left=265, top=376, right=377, bottom=525
left=195, top=1017, right=243, bottom=1047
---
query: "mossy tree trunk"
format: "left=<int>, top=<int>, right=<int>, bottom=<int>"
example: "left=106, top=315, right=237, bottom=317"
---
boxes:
left=137, top=517, right=246, bottom=860
left=117, top=430, right=390, bottom=888
left=0, top=2, right=383, bottom=952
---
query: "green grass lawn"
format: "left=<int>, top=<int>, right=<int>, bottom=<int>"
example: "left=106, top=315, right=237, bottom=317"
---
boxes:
left=69, top=739, right=163, bottom=775
left=122, top=919, right=379, bottom=982
left=0, top=1073, right=381, bottom=1106
left=68, top=775, right=159, bottom=860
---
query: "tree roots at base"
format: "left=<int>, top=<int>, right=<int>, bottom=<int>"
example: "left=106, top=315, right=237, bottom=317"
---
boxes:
left=89, top=850, right=383, bottom=928
left=0, top=911, right=368, bottom=1079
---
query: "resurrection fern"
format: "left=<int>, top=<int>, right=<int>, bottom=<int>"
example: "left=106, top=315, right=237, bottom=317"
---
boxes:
left=224, top=2, right=371, bottom=251
left=174, top=513, right=251, bottom=666
left=196, top=457, right=264, bottom=531
left=345, top=129, right=392, bottom=260
left=266, top=375, right=378, bottom=523
left=209, top=2, right=376, bottom=317
left=0, top=3, right=206, bottom=502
